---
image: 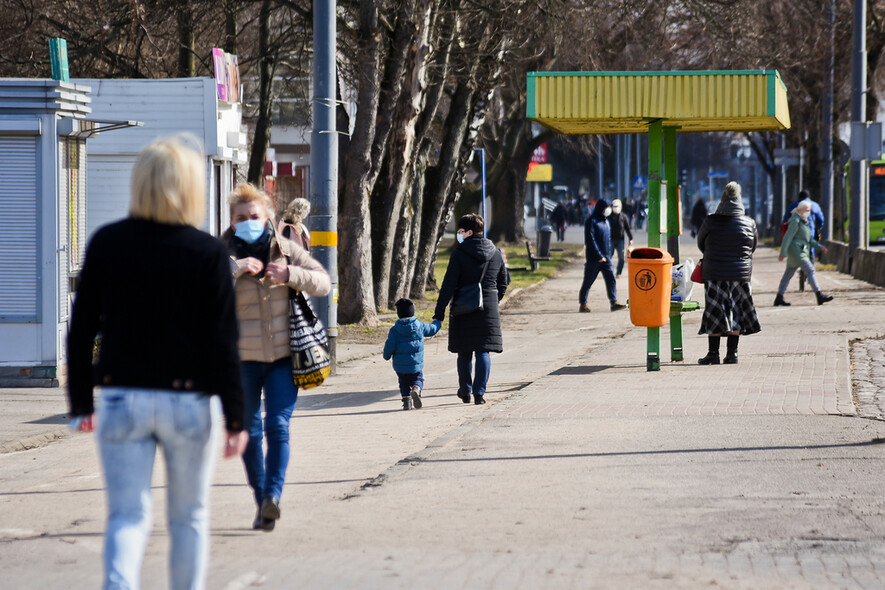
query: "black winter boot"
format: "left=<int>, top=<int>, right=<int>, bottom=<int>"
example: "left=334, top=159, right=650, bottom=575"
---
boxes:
left=815, top=291, right=833, bottom=305
left=774, top=294, right=790, bottom=306
left=724, top=335, right=739, bottom=364
left=698, top=336, right=721, bottom=365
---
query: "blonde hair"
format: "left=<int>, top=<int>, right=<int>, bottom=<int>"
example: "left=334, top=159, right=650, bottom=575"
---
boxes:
left=283, top=197, right=311, bottom=224
left=791, top=199, right=813, bottom=215
left=228, top=183, right=273, bottom=218
left=129, top=135, right=206, bottom=227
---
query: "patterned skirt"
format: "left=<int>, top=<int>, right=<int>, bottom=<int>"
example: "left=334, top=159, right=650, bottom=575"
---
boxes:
left=698, top=280, right=761, bottom=335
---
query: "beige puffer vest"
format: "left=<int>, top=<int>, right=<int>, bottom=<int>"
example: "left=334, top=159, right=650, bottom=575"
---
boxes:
left=222, top=229, right=331, bottom=363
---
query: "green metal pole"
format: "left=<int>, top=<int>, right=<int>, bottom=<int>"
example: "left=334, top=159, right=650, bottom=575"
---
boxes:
left=664, top=127, right=683, bottom=362
left=647, top=121, right=663, bottom=371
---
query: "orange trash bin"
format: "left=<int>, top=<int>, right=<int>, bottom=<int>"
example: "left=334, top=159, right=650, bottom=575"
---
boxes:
left=627, top=247, right=674, bottom=327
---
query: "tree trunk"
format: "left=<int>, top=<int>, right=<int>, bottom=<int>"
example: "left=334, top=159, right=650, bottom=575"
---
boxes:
left=247, top=1, right=273, bottom=184
left=223, top=0, right=239, bottom=55
left=175, top=0, right=195, bottom=77
left=337, top=0, right=381, bottom=325
left=487, top=126, right=553, bottom=243
left=374, top=0, right=433, bottom=309
left=410, top=72, right=480, bottom=299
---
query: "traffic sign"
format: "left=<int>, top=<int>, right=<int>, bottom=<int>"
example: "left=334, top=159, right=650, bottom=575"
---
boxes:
left=633, top=175, right=647, bottom=190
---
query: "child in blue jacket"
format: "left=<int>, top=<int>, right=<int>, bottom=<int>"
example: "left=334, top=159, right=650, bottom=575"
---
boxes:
left=383, top=298, right=442, bottom=410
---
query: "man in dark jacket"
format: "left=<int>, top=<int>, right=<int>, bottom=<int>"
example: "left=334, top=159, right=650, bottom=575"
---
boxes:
left=550, top=201, right=567, bottom=241
left=609, top=199, right=634, bottom=278
left=579, top=199, right=626, bottom=313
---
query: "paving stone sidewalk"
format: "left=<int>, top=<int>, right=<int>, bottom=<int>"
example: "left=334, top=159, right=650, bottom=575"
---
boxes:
left=1, top=235, right=885, bottom=589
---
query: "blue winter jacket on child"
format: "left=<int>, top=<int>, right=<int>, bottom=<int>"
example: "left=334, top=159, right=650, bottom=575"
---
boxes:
left=383, top=317, right=442, bottom=374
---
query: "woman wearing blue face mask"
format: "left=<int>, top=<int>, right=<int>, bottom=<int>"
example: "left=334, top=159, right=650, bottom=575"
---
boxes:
left=774, top=199, right=833, bottom=307
left=221, top=183, right=331, bottom=531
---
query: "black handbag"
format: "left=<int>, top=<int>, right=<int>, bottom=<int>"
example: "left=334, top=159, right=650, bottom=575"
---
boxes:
left=289, top=291, right=331, bottom=388
left=450, top=259, right=490, bottom=317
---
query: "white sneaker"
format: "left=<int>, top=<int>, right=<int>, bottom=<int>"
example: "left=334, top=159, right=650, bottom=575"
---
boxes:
left=410, top=384, right=422, bottom=409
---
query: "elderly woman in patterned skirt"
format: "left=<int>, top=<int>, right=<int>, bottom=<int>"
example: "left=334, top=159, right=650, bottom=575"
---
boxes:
left=695, top=182, right=761, bottom=365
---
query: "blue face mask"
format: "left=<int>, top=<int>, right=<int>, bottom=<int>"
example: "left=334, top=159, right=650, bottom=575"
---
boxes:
left=234, top=219, right=266, bottom=244
left=456, top=233, right=465, bottom=244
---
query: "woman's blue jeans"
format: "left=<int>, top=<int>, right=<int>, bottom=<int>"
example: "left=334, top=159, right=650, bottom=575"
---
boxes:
left=457, top=351, right=491, bottom=398
left=96, top=387, right=219, bottom=590
left=240, top=357, right=299, bottom=506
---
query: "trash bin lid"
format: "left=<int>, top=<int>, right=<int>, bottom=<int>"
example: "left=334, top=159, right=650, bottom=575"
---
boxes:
left=629, top=247, right=674, bottom=262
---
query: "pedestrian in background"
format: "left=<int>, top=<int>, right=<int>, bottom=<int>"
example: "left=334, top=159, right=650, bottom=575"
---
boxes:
left=433, top=214, right=508, bottom=405
left=774, top=199, right=833, bottom=307
left=780, top=190, right=824, bottom=292
left=383, top=298, right=442, bottom=410
left=66, top=135, right=248, bottom=590
left=690, top=196, right=708, bottom=238
left=696, top=181, right=761, bottom=365
left=550, top=200, right=567, bottom=242
left=221, top=183, right=331, bottom=532
left=578, top=198, right=626, bottom=313
left=609, top=198, right=634, bottom=278
left=277, top=196, right=312, bottom=251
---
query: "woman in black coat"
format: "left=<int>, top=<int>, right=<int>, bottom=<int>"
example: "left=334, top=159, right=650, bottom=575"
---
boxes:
left=696, top=181, right=761, bottom=365
left=434, top=214, right=508, bottom=405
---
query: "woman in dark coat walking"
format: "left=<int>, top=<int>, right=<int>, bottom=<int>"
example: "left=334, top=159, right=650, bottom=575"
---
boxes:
left=696, top=181, right=761, bottom=365
left=434, top=214, right=508, bottom=405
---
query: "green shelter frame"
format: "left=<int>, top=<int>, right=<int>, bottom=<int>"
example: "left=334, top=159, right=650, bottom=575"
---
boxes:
left=527, top=70, right=791, bottom=370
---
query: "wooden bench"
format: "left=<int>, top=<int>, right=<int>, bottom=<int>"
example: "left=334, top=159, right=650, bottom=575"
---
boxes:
left=526, top=240, right=551, bottom=272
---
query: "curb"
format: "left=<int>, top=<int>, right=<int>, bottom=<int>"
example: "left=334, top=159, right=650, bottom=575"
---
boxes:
left=0, top=428, right=68, bottom=455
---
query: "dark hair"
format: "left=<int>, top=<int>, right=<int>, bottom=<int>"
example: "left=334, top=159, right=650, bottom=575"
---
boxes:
left=394, top=298, right=415, bottom=319
left=797, top=189, right=810, bottom=201
left=457, top=214, right=484, bottom=236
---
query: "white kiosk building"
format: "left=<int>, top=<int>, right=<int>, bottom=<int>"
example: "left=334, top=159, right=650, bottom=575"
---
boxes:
left=0, top=79, right=97, bottom=385
left=76, top=77, right=248, bottom=239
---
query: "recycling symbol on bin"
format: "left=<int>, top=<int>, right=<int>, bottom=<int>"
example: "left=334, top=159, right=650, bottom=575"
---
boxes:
left=634, top=269, right=657, bottom=291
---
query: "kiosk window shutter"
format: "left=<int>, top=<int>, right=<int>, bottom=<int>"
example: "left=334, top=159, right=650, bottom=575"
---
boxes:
left=0, top=138, right=38, bottom=320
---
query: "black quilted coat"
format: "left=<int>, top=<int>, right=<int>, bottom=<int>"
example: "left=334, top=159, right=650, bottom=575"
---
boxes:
left=696, top=213, right=758, bottom=282
left=433, top=236, right=508, bottom=354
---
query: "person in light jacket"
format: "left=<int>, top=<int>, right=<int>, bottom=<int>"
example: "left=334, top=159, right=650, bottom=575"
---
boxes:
left=221, top=183, right=331, bottom=532
left=433, top=214, right=508, bottom=405
left=696, top=181, right=761, bottom=365
left=774, top=199, right=833, bottom=307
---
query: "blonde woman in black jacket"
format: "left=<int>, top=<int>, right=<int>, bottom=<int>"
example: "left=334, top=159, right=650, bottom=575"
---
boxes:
left=67, top=136, right=247, bottom=589
left=695, top=182, right=761, bottom=365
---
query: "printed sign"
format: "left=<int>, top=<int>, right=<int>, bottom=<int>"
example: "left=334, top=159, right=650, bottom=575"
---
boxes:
left=531, top=143, right=548, bottom=163
left=212, top=48, right=241, bottom=103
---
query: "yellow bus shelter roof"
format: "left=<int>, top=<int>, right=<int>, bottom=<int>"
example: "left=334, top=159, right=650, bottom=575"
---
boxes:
left=527, top=70, right=790, bottom=134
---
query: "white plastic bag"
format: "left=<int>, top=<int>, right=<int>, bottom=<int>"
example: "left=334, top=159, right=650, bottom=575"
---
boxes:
left=671, top=258, right=695, bottom=301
